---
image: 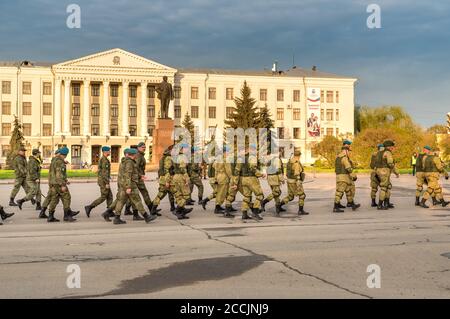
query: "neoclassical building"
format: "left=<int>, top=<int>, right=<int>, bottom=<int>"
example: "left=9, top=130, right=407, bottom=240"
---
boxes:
left=0, top=48, right=357, bottom=166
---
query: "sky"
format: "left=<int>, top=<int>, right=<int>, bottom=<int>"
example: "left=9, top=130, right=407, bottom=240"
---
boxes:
left=0, top=0, right=449, bottom=127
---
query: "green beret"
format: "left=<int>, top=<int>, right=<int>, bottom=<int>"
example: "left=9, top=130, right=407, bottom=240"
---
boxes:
left=102, top=146, right=111, bottom=152
left=125, top=148, right=137, bottom=155
left=137, top=142, right=146, bottom=148
left=32, top=149, right=41, bottom=155
left=383, top=140, right=395, bottom=147
left=424, top=146, right=432, bottom=151
left=59, top=146, right=69, bottom=155
left=377, top=144, right=384, bottom=149
left=343, top=140, right=352, bottom=146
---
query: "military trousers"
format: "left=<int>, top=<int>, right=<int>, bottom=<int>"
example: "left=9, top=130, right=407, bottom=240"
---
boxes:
left=282, top=179, right=306, bottom=206
left=48, top=185, right=71, bottom=212
left=423, top=173, right=443, bottom=201
left=114, top=187, right=146, bottom=217
left=240, top=176, right=264, bottom=211
left=23, top=180, right=42, bottom=203
left=10, top=177, right=29, bottom=199
left=375, top=168, right=392, bottom=201
left=189, top=175, right=204, bottom=199
left=335, top=174, right=353, bottom=204
left=90, top=181, right=113, bottom=208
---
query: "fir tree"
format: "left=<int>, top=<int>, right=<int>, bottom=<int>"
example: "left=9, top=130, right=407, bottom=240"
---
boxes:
left=6, top=116, right=25, bottom=169
left=224, top=81, right=260, bottom=129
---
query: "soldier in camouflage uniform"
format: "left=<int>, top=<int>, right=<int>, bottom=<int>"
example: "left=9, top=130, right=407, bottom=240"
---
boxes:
left=261, top=151, right=285, bottom=214
left=9, top=146, right=29, bottom=206
left=211, top=146, right=233, bottom=216
left=172, top=146, right=193, bottom=219
left=223, top=148, right=240, bottom=216
left=419, top=149, right=449, bottom=208
left=151, top=145, right=177, bottom=215
left=17, top=149, right=42, bottom=211
left=415, top=146, right=438, bottom=206
left=38, top=150, right=60, bottom=219
left=187, top=146, right=204, bottom=204
left=135, top=142, right=160, bottom=216
left=0, top=205, right=14, bottom=225
left=103, top=148, right=156, bottom=225
left=280, top=148, right=309, bottom=216
left=84, top=146, right=113, bottom=218
left=47, top=147, right=80, bottom=222
left=375, top=140, right=399, bottom=210
left=201, top=157, right=218, bottom=209
left=333, top=141, right=360, bottom=213
left=370, top=144, right=384, bottom=207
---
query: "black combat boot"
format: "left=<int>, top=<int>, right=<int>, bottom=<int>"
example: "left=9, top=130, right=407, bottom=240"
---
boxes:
left=31, top=198, right=36, bottom=205
left=69, top=209, right=80, bottom=217
left=348, top=202, right=361, bottom=211
left=47, top=211, right=60, bottom=223
left=147, top=203, right=161, bottom=216
left=143, top=212, right=157, bottom=223
left=224, top=206, right=235, bottom=218
left=298, top=206, right=310, bottom=215
left=279, top=203, right=286, bottom=212
left=63, top=209, right=76, bottom=222
left=201, top=198, right=210, bottom=210
left=84, top=205, right=93, bottom=218
left=133, top=210, right=145, bottom=221
left=275, top=203, right=282, bottom=216
left=419, top=198, right=429, bottom=209
left=9, top=198, right=17, bottom=207
left=214, top=205, right=224, bottom=214
left=113, top=215, right=126, bottom=225
left=175, top=207, right=188, bottom=220
left=386, top=199, right=394, bottom=209
left=182, top=207, right=193, bottom=215
left=124, top=203, right=132, bottom=215
left=150, top=205, right=159, bottom=216
left=101, top=210, right=113, bottom=222
left=242, top=211, right=251, bottom=220
left=198, top=196, right=203, bottom=205
left=0, top=207, right=14, bottom=220
left=371, top=198, right=378, bottom=207
left=415, top=197, right=420, bottom=206
left=346, top=202, right=353, bottom=208
left=440, top=199, right=450, bottom=207
left=333, top=203, right=345, bottom=213
left=39, top=207, right=48, bottom=219
left=16, top=198, right=25, bottom=210
left=186, top=199, right=195, bottom=206
left=261, top=198, right=269, bottom=211
left=170, top=200, right=176, bottom=212
left=337, top=202, right=346, bottom=209
left=251, top=208, right=263, bottom=221
left=35, top=202, right=42, bottom=211
left=432, top=197, right=439, bottom=206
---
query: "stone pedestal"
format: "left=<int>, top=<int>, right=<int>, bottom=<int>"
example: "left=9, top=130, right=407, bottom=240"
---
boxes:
left=149, top=118, right=174, bottom=170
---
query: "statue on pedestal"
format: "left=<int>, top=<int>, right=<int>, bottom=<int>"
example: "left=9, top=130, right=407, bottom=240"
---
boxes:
left=156, top=76, right=174, bottom=119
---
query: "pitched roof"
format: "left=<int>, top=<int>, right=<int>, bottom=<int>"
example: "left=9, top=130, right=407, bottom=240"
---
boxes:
left=0, top=61, right=55, bottom=67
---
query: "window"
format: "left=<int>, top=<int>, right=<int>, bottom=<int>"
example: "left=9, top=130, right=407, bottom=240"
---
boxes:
left=191, top=87, right=199, bottom=99
left=226, top=107, right=234, bottom=119
left=335, top=127, right=340, bottom=137
left=260, top=89, right=267, bottom=101
left=148, top=105, right=155, bottom=118
left=320, top=90, right=324, bottom=102
left=43, top=102, right=52, bottom=116
left=335, top=91, right=339, bottom=103
left=91, top=84, right=100, bottom=97
left=293, top=128, right=301, bottom=139
left=71, top=124, right=80, bottom=136
left=91, top=124, right=100, bottom=136
left=278, top=127, right=285, bottom=139
left=174, top=106, right=181, bottom=118
left=72, top=84, right=80, bottom=96
left=326, top=109, right=333, bottom=121
left=129, top=125, right=137, bottom=136
left=72, top=145, right=82, bottom=158
left=191, top=105, right=199, bottom=118
left=110, top=85, right=118, bottom=97
left=326, top=128, right=333, bottom=136
left=208, top=106, right=216, bottom=119
left=2, top=102, right=11, bottom=115
left=110, top=104, right=118, bottom=118
left=226, top=88, right=234, bottom=100
left=174, top=86, right=181, bottom=99
left=293, top=90, right=301, bottom=102
left=335, top=109, right=340, bottom=121
left=148, top=86, right=155, bottom=98
left=293, top=108, right=301, bottom=120
left=110, top=124, right=118, bottom=136
left=326, top=91, right=334, bottom=103
left=22, top=82, right=32, bottom=95
left=277, top=89, right=284, bottom=101
left=208, top=87, right=216, bottom=100
left=42, top=146, right=52, bottom=158
left=72, top=103, right=80, bottom=116
left=129, top=85, right=137, bottom=98
left=277, top=108, right=284, bottom=120
left=43, top=82, right=52, bottom=95
left=91, top=104, right=100, bottom=117
left=23, top=123, right=31, bottom=136
left=129, top=104, right=137, bottom=117
left=320, top=109, right=324, bottom=121
left=2, top=145, right=11, bottom=157
left=43, top=124, right=52, bottom=136
left=22, top=102, right=32, bottom=115
left=2, top=81, right=11, bottom=94
left=148, top=125, right=155, bottom=136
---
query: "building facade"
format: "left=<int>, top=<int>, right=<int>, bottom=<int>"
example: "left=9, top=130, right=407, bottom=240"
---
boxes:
left=0, top=48, right=357, bottom=166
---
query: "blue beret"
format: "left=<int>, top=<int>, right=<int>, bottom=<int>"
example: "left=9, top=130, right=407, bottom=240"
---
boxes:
left=424, top=145, right=432, bottom=151
left=59, top=146, right=69, bottom=155
left=137, top=142, right=146, bottom=148
left=377, top=144, right=384, bottom=149
left=125, top=148, right=137, bottom=155
left=102, top=146, right=111, bottom=152
left=343, top=140, right=352, bottom=145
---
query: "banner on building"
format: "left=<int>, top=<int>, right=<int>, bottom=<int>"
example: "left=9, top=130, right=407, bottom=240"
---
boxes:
left=306, top=88, right=321, bottom=137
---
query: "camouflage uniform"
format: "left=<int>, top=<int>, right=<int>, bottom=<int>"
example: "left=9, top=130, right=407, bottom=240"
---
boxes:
left=237, top=153, right=264, bottom=220
left=18, top=155, right=42, bottom=206
left=188, top=160, right=204, bottom=202
left=262, top=156, right=284, bottom=213
left=370, top=150, right=380, bottom=205
left=420, top=153, right=449, bottom=208
left=281, top=153, right=309, bottom=215
left=87, top=155, right=113, bottom=211
left=206, top=160, right=217, bottom=200
left=152, top=148, right=176, bottom=211
left=375, top=146, right=399, bottom=209
left=224, top=160, right=240, bottom=214
left=172, top=152, right=192, bottom=213
left=333, top=149, right=359, bottom=212
left=213, top=161, right=230, bottom=214
left=135, top=150, right=153, bottom=208
left=10, top=154, right=29, bottom=203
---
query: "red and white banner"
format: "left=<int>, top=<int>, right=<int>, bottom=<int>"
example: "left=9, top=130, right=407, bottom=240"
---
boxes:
left=306, top=88, right=321, bottom=137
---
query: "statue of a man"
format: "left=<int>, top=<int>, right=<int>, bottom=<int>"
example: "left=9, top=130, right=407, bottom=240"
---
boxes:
left=156, top=76, right=174, bottom=119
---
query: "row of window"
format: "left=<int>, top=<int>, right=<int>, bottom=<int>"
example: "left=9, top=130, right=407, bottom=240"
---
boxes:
left=190, top=87, right=302, bottom=102
left=1, top=81, right=52, bottom=95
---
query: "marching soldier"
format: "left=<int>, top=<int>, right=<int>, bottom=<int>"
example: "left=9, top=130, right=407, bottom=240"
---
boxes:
left=17, top=149, right=42, bottom=211
left=9, top=146, right=29, bottom=206
left=419, top=149, right=449, bottom=208
left=223, top=148, right=240, bottom=216
left=211, top=146, right=233, bottom=217
left=201, top=156, right=218, bottom=209
left=415, top=146, right=434, bottom=206
left=172, top=145, right=194, bottom=219
left=280, top=148, right=309, bottom=216
left=0, top=205, right=14, bottom=225
left=135, top=142, right=160, bottom=216
left=333, top=142, right=360, bottom=213
left=104, top=148, right=157, bottom=225
left=375, top=140, right=399, bottom=210
left=38, top=150, right=60, bottom=219
left=84, top=146, right=113, bottom=217
left=47, top=147, right=80, bottom=222
left=151, top=145, right=177, bottom=215
left=261, top=151, right=285, bottom=215
left=187, top=146, right=204, bottom=204
left=370, top=144, right=384, bottom=207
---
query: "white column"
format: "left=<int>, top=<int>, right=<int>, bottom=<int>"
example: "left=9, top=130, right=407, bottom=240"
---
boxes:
left=122, top=81, right=129, bottom=136
left=63, top=79, right=71, bottom=134
left=140, top=81, right=148, bottom=136
left=54, top=79, right=62, bottom=134
left=103, top=81, right=110, bottom=136
left=83, top=80, right=90, bottom=135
